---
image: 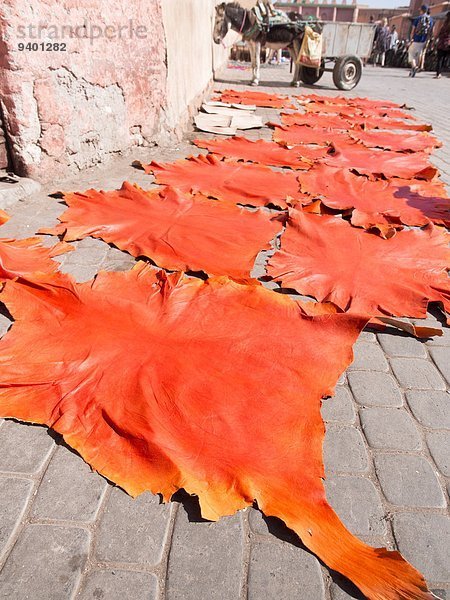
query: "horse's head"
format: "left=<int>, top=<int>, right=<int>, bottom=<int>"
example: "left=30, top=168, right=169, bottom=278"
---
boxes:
left=213, top=2, right=229, bottom=44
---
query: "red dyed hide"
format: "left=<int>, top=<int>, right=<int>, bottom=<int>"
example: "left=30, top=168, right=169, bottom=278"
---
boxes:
left=355, top=117, right=432, bottom=132
left=0, top=237, right=71, bottom=282
left=322, top=142, right=438, bottom=180
left=297, top=165, right=450, bottom=229
left=303, top=103, right=361, bottom=118
left=267, top=209, right=450, bottom=320
left=215, top=89, right=296, bottom=109
left=295, top=94, right=352, bottom=106
left=0, top=265, right=434, bottom=599
left=302, top=100, right=416, bottom=121
left=296, top=94, right=403, bottom=110
left=270, top=123, right=350, bottom=147
left=193, top=137, right=327, bottom=169
left=141, top=154, right=303, bottom=208
left=43, top=183, right=281, bottom=278
left=0, top=209, right=9, bottom=225
left=350, top=130, right=441, bottom=153
left=347, top=97, right=405, bottom=110
left=281, top=112, right=353, bottom=130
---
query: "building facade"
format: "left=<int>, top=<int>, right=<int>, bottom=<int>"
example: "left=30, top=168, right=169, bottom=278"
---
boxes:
left=276, top=1, right=407, bottom=23
left=275, top=0, right=449, bottom=39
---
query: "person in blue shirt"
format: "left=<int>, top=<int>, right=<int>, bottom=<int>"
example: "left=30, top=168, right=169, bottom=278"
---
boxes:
left=408, top=5, right=433, bottom=76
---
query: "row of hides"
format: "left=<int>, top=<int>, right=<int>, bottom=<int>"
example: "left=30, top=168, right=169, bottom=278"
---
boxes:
left=0, top=88, right=448, bottom=600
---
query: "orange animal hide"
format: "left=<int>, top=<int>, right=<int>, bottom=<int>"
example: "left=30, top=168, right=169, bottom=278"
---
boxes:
left=0, top=237, right=71, bottom=282
left=322, top=142, right=438, bottom=180
left=141, top=154, right=305, bottom=209
left=0, top=265, right=433, bottom=599
left=193, top=137, right=327, bottom=169
left=214, top=89, right=296, bottom=109
left=267, top=209, right=450, bottom=320
left=42, top=183, right=282, bottom=279
left=297, top=164, right=450, bottom=230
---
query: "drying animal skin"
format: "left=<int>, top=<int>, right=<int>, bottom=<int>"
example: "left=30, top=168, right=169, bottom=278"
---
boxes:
left=303, top=103, right=362, bottom=118
left=194, top=137, right=327, bottom=169
left=141, top=154, right=305, bottom=208
left=361, top=108, right=418, bottom=121
left=0, top=237, right=71, bottom=281
left=0, top=209, right=9, bottom=225
left=293, top=301, right=443, bottom=338
left=296, top=94, right=403, bottom=110
left=297, top=164, right=450, bottom=229
left=280, top=112, right=353, bottom=130
left=322, top=142, right=437, bottom=180
left=270, top=123, right=350, bottom=147
left=350, top=130, right=441, bottom=153
left=354, top=116, right=432, bottom=132
left=267, top=209, right=450, bottom=320
left=0, top=264, right=434, bottom=600
left=302, top=101, right=416, bottom=121
left=214, top=89, right=296, bottom=109
left=295, top=94, right=352, bottom=105
left=43, top=183, right=282, bottom=278
left=346, top=97, right=405, bottom=110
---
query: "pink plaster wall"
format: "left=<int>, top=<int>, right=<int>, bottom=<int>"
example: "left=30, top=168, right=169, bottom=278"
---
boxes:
left=0, top=0, right=167, bottom=181
left=0, top=114, right=8, bottom=169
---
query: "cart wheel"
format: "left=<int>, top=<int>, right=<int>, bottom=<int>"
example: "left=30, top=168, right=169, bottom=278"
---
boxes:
left=300, top=61, right=325, bottom=85
left=332, top=56, right=362, bottom=90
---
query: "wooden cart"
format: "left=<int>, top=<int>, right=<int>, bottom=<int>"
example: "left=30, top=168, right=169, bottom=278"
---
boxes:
left=300, top=22, right=376, bottom=90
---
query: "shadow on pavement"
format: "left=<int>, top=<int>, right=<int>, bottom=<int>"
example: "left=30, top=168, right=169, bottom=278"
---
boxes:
left=175, top=490, right=366, bottom=598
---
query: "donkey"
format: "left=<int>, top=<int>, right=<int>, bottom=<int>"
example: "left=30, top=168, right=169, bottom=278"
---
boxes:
left=213, top=2, right=305, bottom=86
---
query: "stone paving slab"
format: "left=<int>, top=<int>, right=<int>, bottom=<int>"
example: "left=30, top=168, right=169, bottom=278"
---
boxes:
left=0, top=64, right=448, bottom=599
left=77, top=570, right=158, bottom=600
left=392, top=513, right=450, bottom=583
left=348, top=371, right=404, bottom=407
left=248, top=537, right=325, bottom=600
left=0, top=524, right=90, bottom=600
left=374, top=454, right=446, bottom=508
left=323, top=476, right=386, bottom=536
left=0, top=175, right=41, bottom=211
left=96, top=490, right=172, bottom=566
left=359, top=407, right=422, bottom=451
left=31, top=445, right=108, bottom=522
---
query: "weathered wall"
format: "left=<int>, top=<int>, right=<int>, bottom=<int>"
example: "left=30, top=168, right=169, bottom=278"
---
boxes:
left=0, top=111, right=8, bottom=169
left=0, top=0, right=226, bottom=182
left=0, top=0, right=167, bottom=181
left=160, top=0, right=228, bottom=133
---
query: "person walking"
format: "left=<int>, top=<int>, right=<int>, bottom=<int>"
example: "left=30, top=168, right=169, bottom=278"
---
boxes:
left=408, top=4, right=433, bottom=77
left=387, top=23, right=399, bottom=65
left=389, top=24, right=399, bottom=49
left=374, top=18, right=390, bottom=66
left=435, top=11, right=450, bottom=78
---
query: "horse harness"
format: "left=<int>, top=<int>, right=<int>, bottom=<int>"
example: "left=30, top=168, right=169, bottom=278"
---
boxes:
left=240, top=6, right=305, bottom=45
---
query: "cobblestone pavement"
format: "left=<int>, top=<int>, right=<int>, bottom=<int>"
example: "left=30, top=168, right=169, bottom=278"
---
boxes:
left=0, top=64, right=449, bottom=600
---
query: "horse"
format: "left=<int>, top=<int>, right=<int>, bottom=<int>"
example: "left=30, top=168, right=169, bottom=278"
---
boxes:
left=213, top=2, right=306, bottom=86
